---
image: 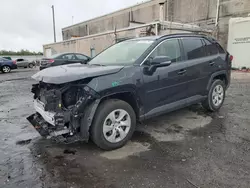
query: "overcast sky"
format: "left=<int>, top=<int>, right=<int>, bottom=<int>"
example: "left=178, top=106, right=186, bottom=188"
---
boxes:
left=0, top=0, right=143, bottom=52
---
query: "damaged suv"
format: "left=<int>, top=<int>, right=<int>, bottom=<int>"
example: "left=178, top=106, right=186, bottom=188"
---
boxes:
left=28, top=34, right=232, bottom=150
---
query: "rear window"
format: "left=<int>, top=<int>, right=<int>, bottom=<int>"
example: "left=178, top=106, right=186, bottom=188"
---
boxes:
left=216, top=43, right=225, bottom=54
left=0, top=58, right=8, bottom=61
left=203, top=39, right=218, bottom=56
left=182, top=38, right=206, bottom=60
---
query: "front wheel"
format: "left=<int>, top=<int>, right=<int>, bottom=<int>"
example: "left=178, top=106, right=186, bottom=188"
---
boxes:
left=202, top=79, right=226, bottom=112
left=1, top=65, right=11, bottom=73
left=91, top=99, right=136, bottom=150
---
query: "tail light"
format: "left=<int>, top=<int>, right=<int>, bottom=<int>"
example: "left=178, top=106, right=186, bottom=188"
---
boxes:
left=48, top=59, right=54, bottom=63
left=229, top=55, right=233, bottom=61
left=13, top=60, right=16, bottom=64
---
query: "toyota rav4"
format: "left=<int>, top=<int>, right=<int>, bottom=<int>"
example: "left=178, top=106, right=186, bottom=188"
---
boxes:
left=28, top=34, right=232, bottom=150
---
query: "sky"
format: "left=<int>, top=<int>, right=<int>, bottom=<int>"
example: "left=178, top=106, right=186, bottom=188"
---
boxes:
left=0, top=0, right=143, bottom=52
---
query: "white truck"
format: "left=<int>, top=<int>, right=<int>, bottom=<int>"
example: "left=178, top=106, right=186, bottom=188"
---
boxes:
left=228, top=16, right=250, bottom=69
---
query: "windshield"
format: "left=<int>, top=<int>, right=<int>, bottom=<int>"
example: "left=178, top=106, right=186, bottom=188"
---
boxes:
left=88, top=40, right=154, bottom=65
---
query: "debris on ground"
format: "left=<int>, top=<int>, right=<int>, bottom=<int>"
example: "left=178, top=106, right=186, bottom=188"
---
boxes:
left=64, top=149, right=77, bottom=155
left=16, top=139, right=32, bottom=145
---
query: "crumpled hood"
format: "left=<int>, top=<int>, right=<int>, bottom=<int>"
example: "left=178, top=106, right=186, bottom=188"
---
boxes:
left=32, top=63, right=124, bottom=84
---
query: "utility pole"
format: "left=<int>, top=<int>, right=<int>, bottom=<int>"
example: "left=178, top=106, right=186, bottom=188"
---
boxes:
left=51, top=5, right=56, bottom=42
left=72, top=16, right=74, bottom=25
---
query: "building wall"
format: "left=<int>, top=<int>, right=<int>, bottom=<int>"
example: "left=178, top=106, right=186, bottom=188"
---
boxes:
left=44, top=23, right=200, bottom=57
left=62, top=0, right=163, bottom=40
left=48, top=0, right=250, bottom=57
left=62, top=0, right=250, bottom=47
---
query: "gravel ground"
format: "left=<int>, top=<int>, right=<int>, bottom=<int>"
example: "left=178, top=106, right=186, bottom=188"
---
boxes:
left=0, top=69, right=249, bottom=188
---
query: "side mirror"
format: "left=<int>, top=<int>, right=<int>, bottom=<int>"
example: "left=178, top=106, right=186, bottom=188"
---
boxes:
left=146, top=56, right=172, bottom=73
left=151, top=56, right=171, bottom=65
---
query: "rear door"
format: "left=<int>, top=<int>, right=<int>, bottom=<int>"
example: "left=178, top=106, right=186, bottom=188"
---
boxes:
left=181, top=37, right=216, bottom=97
left=16, top=59, right=25, bottom=67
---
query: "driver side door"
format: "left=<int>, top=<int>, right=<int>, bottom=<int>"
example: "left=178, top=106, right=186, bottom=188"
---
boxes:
left=142, top=38, right=189, bottom=118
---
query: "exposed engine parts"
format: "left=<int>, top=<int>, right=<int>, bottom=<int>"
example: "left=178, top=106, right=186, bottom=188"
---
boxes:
left=28, top=81, right=100, bottom=142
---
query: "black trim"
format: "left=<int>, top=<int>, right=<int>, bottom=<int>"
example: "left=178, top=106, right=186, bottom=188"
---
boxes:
left=206, top=70, right=228, bottom=90
left=140, top=95, right=206, bottom=120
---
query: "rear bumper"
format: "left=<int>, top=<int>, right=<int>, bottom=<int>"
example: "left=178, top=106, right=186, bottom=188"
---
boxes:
left=39, top=66, right=46, bottom=70
left=40, top=64, right=51, bottom=70
left=11, top=64, right=17, bottom=69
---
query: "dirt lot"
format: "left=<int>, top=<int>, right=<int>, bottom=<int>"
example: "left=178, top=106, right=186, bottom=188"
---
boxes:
left=0, top=69, right=250, bottom=188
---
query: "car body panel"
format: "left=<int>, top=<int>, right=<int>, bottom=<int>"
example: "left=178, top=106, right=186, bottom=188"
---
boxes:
left=16, top=58, right=33, bottom=67
left=0, top=58, right=17, bottom=70
left=141, top=61, right=189, bottom=114
left=40, top=52, right=91, bottom=70
left=32, top=63, right=124, bottom=84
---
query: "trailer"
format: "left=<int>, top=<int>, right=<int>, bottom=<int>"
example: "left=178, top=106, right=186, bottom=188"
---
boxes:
left=228, top=16, right=250, bottom=69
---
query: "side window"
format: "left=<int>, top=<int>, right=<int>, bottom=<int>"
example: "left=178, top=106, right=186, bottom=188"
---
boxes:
left=203, top=39, right=218, bottom=56
left=147, top=39, right=181, bottom=63
left=17, top=59, right=24, bottom=62
left=61, top=54, right=74, bottom=60
left=182, top=38, right=205, bottom=60
left=76, top=54, right=88, bottom=60
left=216, top=43, right=225, bottom=54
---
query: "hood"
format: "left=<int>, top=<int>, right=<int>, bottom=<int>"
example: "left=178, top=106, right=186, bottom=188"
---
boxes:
left=32, top=63, right=124, bottom=84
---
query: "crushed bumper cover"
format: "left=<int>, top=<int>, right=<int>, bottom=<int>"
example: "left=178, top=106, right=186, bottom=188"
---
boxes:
left=28, top=83, right=100, bottom=143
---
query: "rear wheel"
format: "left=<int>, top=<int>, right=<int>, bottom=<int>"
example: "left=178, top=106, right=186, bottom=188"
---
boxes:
left=202, top=79, right=225, bottom=111
left=28, top=63, right=34, bottom=68
left=91, top=99, right=136, bottom=150
left=1, top=65, right=11, bottom=73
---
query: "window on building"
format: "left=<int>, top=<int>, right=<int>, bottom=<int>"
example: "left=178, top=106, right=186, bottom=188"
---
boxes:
left=182, top=38, right=206, bottom=60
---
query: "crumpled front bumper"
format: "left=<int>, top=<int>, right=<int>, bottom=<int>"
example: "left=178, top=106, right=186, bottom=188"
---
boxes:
left=27, top=113, right=70, bottom=138
left=34, top=99, right=56, bottom=126
left=28, top=84, right=100, bottom=142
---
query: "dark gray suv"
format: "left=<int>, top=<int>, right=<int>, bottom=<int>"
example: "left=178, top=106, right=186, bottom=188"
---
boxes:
left=28, top=34, right=232, bottom=150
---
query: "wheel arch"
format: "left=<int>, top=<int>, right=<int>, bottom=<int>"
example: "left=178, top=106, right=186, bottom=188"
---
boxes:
left=80, top=90, right=142, bottom=141
left=207, top=71, right=228, bottom=90
left=99, top=91, right=141, bottom=120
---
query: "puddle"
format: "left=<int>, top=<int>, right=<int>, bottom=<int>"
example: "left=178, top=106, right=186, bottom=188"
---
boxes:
left=100, top=141, right=150, bottom=160
left=140, top=109, right=212, bottom=142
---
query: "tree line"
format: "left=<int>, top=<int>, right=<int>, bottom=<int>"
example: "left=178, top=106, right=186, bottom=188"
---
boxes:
left=0, top=49, right=43, bottom=56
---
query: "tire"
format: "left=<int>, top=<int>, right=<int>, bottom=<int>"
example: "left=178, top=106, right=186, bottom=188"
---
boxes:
left=202, top=79, right=226, bottom=112
left=91, top=99, right=136, bottom=150
left=1, top=65, right=11, bottom=73
left=28, top=63, right=34, bottom=68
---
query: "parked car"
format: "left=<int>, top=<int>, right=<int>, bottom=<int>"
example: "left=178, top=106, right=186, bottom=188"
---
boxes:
left=2, top=56, right=12, bottom=60
left=28, top=34, right=232, bottom=150
left=40, top=52, right=91, bottom=70
left=16, top=58, right=35, bottom=68
left=0, top=58, right=17, bottom=73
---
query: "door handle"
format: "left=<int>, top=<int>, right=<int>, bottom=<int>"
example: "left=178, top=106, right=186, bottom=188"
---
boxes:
left=178, top=69, right=186, bottom=75
left=210, top=61, right=215, bottom=66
